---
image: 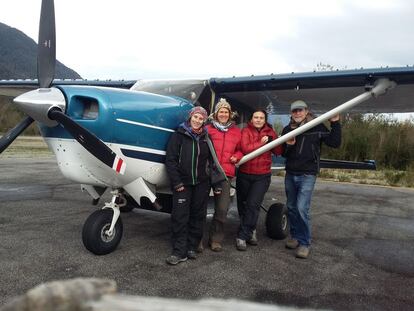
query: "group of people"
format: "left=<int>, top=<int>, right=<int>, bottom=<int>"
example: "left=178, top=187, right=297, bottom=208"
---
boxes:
left=165, top=98, right=341, bottom=265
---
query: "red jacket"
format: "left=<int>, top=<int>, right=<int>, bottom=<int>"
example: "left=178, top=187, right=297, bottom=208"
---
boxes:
left=239, top=122, right=282, bottom=175
left=206, top=124, right=243, bottom=178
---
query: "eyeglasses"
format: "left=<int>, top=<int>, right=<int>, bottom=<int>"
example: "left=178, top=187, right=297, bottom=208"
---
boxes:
left=291, top=108, right=304, bottom=113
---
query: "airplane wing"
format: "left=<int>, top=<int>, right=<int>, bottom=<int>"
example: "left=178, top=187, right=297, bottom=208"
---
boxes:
left=2, top=67, right=414, bottom=114
left=209, top=66, right=414, bottom=114
left=0, top=79, right=136, bottom=98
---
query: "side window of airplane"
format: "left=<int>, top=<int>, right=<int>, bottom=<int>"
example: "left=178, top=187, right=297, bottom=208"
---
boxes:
left=83, top=99, right=99, bottom=119
left=70, top=96, right=99, bottom=120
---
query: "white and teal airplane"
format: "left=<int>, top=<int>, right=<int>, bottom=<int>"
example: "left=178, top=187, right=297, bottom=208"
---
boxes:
left=1, top=0, right=413, bottom=255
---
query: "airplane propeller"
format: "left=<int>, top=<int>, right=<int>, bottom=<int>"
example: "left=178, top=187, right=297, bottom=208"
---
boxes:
left=0, top=0, right=126, bottom=174
left=38, top=0, right=56, bottom=89
left=0, top=0, right=54, bottom=154
left=0, top=116, right=34, bottom=153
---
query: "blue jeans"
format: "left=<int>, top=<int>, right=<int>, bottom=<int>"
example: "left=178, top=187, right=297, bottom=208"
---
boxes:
left=284, top=172, right=316, bottom=247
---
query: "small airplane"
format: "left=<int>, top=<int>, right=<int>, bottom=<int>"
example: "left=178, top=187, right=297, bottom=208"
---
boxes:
left=1, top=0, right=414, bottom=255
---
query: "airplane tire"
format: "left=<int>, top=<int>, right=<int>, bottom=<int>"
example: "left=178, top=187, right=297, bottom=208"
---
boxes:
left=265, top=202, right=289, bottom=239
left=82, top=209, right=123, bottom=255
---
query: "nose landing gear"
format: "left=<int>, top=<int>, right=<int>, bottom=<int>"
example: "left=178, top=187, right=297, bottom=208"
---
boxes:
left=82, top=190, right=124, bottom=255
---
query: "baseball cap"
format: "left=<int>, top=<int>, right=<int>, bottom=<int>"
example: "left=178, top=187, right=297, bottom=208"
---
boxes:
left=290, top=100, right=308, bottom=111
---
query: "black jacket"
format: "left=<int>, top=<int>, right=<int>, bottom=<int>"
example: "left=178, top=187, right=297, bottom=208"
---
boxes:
left=282, top=121, right=341, bottom=175
left=165, top=125, right=226, bottom=190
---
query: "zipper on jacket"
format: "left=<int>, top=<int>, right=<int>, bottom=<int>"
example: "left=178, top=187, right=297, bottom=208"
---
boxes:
left=195, top=140, right=200, bottom=183
left=178, top=145, right=182, bottom=164
left=192, top=140, right=196, bottom=185
left=220, top=131, right=226, bottom=163
left=312, top=144, right=320, bottom=172
left=299, top=136, right=305, bottom=154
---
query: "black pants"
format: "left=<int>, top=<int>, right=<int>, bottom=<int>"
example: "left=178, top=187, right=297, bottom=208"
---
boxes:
left=171, top=180, right=210, bottom=257
left=236, top=172, right=271, bottom=240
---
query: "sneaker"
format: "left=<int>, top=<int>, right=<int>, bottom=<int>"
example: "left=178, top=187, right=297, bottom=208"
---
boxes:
left=187, top=250, right=197, bottom=260
left=247, top=229, right=258, bottom=246
left=236, top=238, right=247, bottom=251
left=296, top=246, right=310, bottom=259
left=210, top=241, right=223, bottom=252
left=285, top=238, right=299, bottom=249
left=166, top=255, right=188, bottom=265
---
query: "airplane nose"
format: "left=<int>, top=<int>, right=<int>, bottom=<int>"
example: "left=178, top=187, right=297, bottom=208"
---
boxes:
left=13, top=87, right=66, bottom=127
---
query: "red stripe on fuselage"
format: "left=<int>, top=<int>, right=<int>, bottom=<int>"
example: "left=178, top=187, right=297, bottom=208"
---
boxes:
left=116, top=158, right=123, bottom=172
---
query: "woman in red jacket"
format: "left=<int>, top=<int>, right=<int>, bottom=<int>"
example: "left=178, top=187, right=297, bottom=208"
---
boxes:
left=206, top=98, right=243, bottom=252
left=236, top=109, right=282, bottom=251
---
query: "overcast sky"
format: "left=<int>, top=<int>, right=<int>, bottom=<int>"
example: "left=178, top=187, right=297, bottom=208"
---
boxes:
left=1, top=0, right=413, bottom=80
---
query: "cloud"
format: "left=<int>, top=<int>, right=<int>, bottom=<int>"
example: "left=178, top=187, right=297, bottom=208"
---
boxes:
left=1, top=0, right=413, bottom=79
left=269, top=1, right=414, bottom=71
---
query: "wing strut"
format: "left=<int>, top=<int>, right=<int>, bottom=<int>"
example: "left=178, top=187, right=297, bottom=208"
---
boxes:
left=237, top=78, right=396, bottom=166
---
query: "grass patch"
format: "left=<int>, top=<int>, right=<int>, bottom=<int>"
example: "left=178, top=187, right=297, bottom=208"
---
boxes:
left=276, top=167, right=413, bottom=187
left=0, top=136, right=52, bottom=158
left=319, top=168, right=413, bottom=188
left=337, top=174, right=351, bottom=183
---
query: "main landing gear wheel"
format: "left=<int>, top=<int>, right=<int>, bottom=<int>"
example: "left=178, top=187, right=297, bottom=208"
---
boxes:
left=82, top=209, right=123, bottom=255
left=265, top=202, right=289, bottom=239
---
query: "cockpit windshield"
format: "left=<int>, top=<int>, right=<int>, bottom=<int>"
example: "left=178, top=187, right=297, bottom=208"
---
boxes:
left=130, top=79, right=208, bottom=105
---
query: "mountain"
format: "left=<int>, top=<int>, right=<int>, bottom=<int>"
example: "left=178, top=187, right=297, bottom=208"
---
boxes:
left=0, top=22, right=81, bottom=79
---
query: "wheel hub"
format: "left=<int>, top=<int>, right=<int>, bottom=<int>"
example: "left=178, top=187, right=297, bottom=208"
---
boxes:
left=281, top=214, right=288, bottom=231
left=101, top=223, right=116, bottom=242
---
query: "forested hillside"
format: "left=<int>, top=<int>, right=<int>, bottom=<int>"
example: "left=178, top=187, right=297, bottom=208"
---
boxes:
left=321, top=114, right=414, bottom=170
left=316, top=114, right=414, bottom=187
left=0, top=22, right=81, bottom=79
left=0, top=21, right=82, bottom=135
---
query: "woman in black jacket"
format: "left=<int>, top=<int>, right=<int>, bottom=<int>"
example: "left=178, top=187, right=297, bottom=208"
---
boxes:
left=165, top=106, right=225, bottom=265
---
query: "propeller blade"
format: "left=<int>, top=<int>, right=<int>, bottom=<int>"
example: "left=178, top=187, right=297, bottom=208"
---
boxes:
left=48, top=109, right=126, bottom=174
left=0, top=116, right=34, bottom=154
left=1, top=1, right=57, bottom=155
left=37, top=0, right=56, bottom=88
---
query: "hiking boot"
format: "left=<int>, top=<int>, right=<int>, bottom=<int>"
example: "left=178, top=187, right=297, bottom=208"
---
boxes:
left=285, top=238, right=299, bottom=249
left=165, top=255, right=188, bottom=265
left=296, top=246, right=310, bottom=259
left=197, top=241, right=204, bottom=253
left=236, top=238, right=247, bottom=251
left=210, top=241, right=223, bottom=252
left=247, top=229, right=258, bottom=246
left=187, top=250, right=197, bottom=260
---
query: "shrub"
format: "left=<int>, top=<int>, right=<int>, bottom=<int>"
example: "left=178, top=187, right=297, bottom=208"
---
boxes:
left=384, top=170, right=406, bottom=186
